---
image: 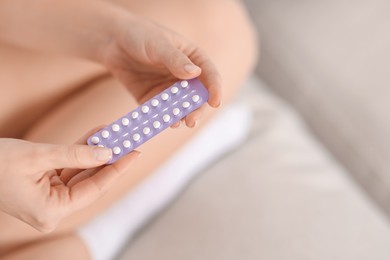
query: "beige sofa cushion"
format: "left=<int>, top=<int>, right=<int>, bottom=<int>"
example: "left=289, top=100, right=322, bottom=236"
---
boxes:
left=118, top=79, right=390, bottom=260
left=244, top=0, right=390, bottom=214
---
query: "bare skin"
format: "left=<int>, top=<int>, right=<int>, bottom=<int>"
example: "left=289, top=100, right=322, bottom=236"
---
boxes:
left=0, top=0, right=258, bottom=259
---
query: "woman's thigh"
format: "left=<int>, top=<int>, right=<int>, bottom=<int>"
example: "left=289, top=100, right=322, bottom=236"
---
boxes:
left=0, top=0, right=257, bottom=254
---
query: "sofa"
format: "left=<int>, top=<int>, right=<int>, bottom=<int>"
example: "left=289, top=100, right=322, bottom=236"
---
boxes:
left=117, top=1, right=390, bottom=259
left=246, top=0, right=390, bottom=216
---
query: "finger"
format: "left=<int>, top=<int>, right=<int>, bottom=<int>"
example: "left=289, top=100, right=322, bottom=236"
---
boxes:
left=60, top=125, right=107, bottom=183
left=35, top=143, right=112, bottom=170
left=67, top=168, right=101, bottom=187
left=184, top=106, right=206, bottom=128
left=170, top=120, right=181, bottom=129
left=155, top=40, right=202, bottom=79
left=171, top=119, right=186, bottom=129
left=67, top=151, right=140, bottom=210
left=60, top=167, right=100, bottom=186
left=186, top=47, right=222, bottom=108
left=60, top=168, right=80, bottom=184
left=180, top=119, right=186, bottom=127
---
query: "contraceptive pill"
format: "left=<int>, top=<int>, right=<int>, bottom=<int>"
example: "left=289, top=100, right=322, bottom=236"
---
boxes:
left=87, top=78, right=209, bottom=164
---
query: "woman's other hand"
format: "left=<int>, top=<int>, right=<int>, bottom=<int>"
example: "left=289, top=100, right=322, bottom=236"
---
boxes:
left=0, top=131, right=139, bottom=233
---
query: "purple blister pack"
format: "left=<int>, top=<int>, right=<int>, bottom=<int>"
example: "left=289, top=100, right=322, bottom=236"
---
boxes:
left=87, top=78, right=209, bottom=164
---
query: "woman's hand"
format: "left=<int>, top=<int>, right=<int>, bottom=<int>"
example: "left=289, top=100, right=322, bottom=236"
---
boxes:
left=100, top=16, right=222, bottom=127
left=0, top=0, right=222, bottom=127
left=0, top=131, right=139, bottom=233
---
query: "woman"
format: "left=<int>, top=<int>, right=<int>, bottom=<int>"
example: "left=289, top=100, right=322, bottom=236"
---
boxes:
left=0, top=0, right=257, bottom=258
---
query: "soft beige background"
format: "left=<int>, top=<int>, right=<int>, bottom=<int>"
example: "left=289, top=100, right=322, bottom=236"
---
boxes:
left=245, top=0, right=390, bottom=215
left=118, top=78, right=390, bottom=259
left=117, top=1, right=390, bottom=259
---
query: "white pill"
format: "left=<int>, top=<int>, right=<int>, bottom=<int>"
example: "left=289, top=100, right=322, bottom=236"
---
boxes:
left=153, top=121, right=161, bottom=129
left=113, top=147, right=121, bottom=155
left=173, top=108, right=180, bottom=116
left=161, top=93, right=169, bottom=101
left=181, top=80, right=189, bottom=88
left=133, top=133, right=141, bottom=141
left=122, top=118, right=130, bottom=126
left=112, top=124, right=120, bottom=132
left=91, top=136, right=100, bottom=144
left=171, top=86, right=179, bottom=94
left=132, top=111, right=139, bottom=119
left=151, top=99, right=159, bottom=107
left=192, top=95, right=200, bottom=102
left=123, top=140, right=131, bottom=148
left=143, top=127, right=151, bottom=135
left=101, top=130, right=110, bottom=139
left=163, top=114, right=170, bottom=122
left=142, top=105, right=150, bottom=113
left=182, top=101, right=190, bottom=108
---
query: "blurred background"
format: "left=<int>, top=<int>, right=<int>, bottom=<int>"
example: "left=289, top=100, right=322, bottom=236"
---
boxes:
left=119, top=1, right=390, bottom=259
left=245, top=0, right=390, bottom=216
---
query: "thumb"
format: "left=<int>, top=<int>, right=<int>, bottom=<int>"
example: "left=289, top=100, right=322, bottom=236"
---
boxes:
left=156, top=41, right=201, bottom=79
left=66, top=151, right=140, bottom=211
left=35, top=143, right=112, bottom=170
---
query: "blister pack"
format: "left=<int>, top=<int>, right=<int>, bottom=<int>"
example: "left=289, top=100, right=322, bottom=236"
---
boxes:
left=87, top=78, right=209, bottom=164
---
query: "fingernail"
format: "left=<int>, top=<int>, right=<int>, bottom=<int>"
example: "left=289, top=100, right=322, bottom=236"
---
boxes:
left=194, top=120, right=199, bottom=128
left=184, top=63, right=201, bottom=74
left=93, top=147, right=112, bottom=162
left=189, top=120, right=197, bottom=128
left=133, top=150, right=141, bottom=159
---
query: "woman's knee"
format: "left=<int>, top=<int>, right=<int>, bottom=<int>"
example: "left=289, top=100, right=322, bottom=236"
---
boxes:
left=194, top=0, right=259, bottom=100
left=198, top=0, right=258, bottom=57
